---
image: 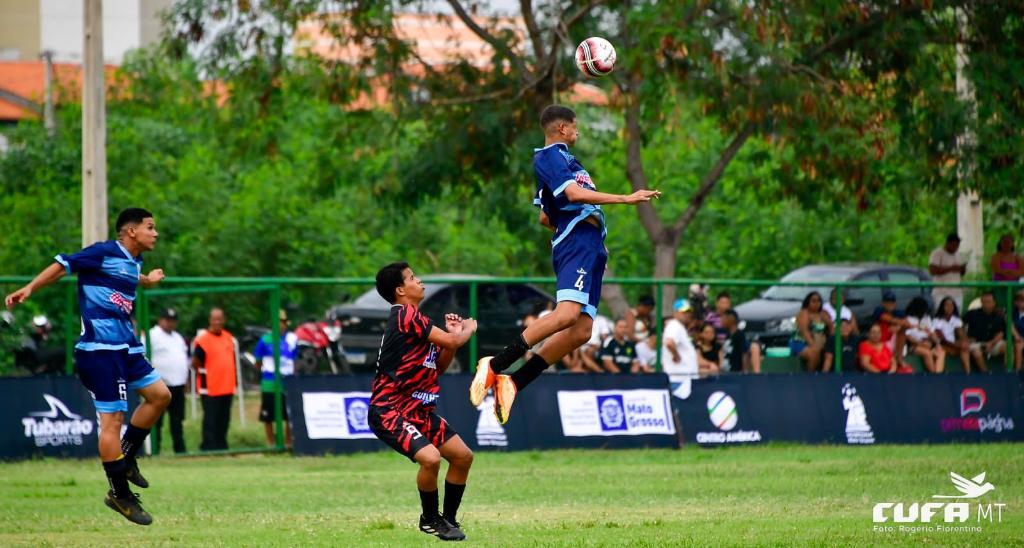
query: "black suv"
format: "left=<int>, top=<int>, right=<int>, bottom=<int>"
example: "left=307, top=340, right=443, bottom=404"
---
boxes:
left=734, top=263, right=932, bottom=349
left=327, top=275, right=554, bottom=372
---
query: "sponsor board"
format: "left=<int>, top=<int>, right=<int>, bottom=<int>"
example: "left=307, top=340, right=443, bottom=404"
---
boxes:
left=842, top=383, right=875, bottom=444
left=694, top=390, right=762, bottom=445
left=872, top=471, right=1007, bottom=534
left=940, top=388, right=1015, bottom=435
left=22, top=394, right=96, bottom=448
left=301, top=392, right=375, bottom=439
left=557, top=389, right=675, bottom=437
left=475, top=394, right=508, bottom=447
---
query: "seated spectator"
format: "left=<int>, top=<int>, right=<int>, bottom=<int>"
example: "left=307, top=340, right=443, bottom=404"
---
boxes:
left=991, top=233, right=1024, bottom=311
left=694, top=322, right=722, bottom=376
left=933, top=296, right=971, bottom=373
left=872, top=291, right=909, bottom=366
left=599, top=318, right=653, bottom=374
left=858, top=324, right=899, bottom=374
left=579, top=313, right=613, bottom=373
left=625, top=295, right=656, bottom=342
left=722, top=309, right=761, bottom=373
left=824, top=289, right=860, bottom=336
left=791, top=291, right=828, bottom=371
left=963, top=291, right=1006, bottom=373
left=705, top=291, right=732, bottom=344
left=904, top=297, right=945, bottom=373
left=1012, top=290, right=1024, bottom=372
left=822, top=319, right=858, bottom=372
left=635, top=330, right=658, bottom=371
left=662, top=299, right=699, bottom=377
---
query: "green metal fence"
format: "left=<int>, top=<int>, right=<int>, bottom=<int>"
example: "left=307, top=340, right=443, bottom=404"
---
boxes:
left=1, top=275, right=1020, bottom=454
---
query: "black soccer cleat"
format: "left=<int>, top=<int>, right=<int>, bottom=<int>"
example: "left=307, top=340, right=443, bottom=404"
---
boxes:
left=125, top=459, right=149, bottom=489
left=104, top=490, right=153, bottom=526
left=419, top=514, right=466, bottom=541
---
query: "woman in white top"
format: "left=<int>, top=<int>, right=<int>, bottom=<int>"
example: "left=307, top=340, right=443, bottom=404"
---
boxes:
left=905, top=297, right=945, bottom=373
left=932, top=296, right=970, bottom=373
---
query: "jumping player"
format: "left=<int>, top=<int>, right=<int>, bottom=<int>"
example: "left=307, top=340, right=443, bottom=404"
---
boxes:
left=369, top=262, right=478, bottom=541
left=4, top=208, right=171, bottom=525
left=470, top=105, right=661, bottom=423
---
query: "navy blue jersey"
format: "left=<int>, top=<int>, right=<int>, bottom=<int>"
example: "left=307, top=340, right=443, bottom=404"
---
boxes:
left=533, top=143, right=606, bottom=248
left=56, top=240, right=144, bottom=353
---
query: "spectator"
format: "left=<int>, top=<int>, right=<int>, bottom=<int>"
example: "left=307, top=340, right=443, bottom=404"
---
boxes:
left=904, top=297, right=945, bottom=373
left=635, top=330, right=658, bottom=371
left=625, top=295, right=656, bottom=342
left=963, top=291, right=1006, bottom=373
left=932, top=296, right=971, bottom=373
left=872, top=292, right=908, bottom=367
left=192, top=307, right=238, bottom=451
left=15, top=314, right=64, bottom=375
left=823, top=289, right=860, bottom=336
left=253, top=309, right=298, bottom=448
left=661, top=299, right=699, bottom=377
left=791, top=291, right=829, bottom=372
left=929, top=233, right=967, bottom=312
left=822, top=319, right=859, bottom=373
left=1012, top=290, right=1024, bottom=372
left=858, top=324, right=898, bottom=374
left=149, top=308, right=189, bottom=454
left=694, top=322, right=722, bottom=376
left=705, top=291, right=732, bottom=344
left=722, top=309, right=761, bottom=373
left=599, top=318, right=652, bottom=374
left=579, top=313, right=613, bottom=373
left=991, top=233, right=1024, bottom=311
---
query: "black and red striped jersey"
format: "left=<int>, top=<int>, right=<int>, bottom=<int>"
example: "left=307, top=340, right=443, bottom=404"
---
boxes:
left=371, top=304, right=441, bottom=412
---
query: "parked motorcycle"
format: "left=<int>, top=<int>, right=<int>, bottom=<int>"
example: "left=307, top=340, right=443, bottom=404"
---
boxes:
left=293, top=318, right=350, bottom=375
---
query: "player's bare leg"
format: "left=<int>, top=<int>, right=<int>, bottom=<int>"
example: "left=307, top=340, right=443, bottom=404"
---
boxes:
left=438, top=435, right=473, bottom=530
left=99, top=411, right=152, bottom=525
left=413, top=444, right=465, bottom=541
left=121, top=380, right=171, bottom=489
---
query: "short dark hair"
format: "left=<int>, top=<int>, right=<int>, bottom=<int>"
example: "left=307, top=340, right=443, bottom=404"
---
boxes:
left=115, top=208, right=153, bottom=233
left=980, top=290, right=996, bottom=299
left=724, top=309, right=739, bottom=321
left=946, top=232, right=960, bottom=243
left=637, top=294, right=655, bottom=307
left=376, top=262, right=410, bottom=304
left=540, top=105, right=576, bottom=131
left=716, top=291, right=732, bottom=302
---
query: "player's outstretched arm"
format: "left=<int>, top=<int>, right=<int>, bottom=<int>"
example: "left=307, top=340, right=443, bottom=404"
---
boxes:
left=4, top=262, right=66, bottom=309
left=564, top=184, right=661, bottom=206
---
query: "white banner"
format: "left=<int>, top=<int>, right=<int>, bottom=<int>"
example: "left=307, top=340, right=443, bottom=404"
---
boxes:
left=301, top=392, right=375, bottom=440
left=557, top=389, right=676, bottom=437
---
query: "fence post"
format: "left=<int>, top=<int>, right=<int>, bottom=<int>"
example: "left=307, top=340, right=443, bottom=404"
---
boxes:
left=833, top=285, right=843, bottom=373
left=469, top=281, right=478, bottom=372
left=138, top=288, right=159, bottom=455
left=270, top=284, right=284, bottom=450
left=64, top=282, right=75, bottom=375
left=654, top=281, right=663, bottom=372
left=1006, top=284, right=1014, bottom=372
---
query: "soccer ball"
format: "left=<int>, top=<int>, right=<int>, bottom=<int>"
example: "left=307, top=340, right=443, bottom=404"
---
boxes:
left=575, top=37, right=616, bottom=78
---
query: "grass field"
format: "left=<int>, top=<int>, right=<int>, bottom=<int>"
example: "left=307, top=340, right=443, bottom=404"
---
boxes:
left=1, top=444, right=1022, bottom=546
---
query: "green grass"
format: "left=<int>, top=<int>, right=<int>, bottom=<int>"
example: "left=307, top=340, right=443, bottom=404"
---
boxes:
left=1, top=444, right=1022, bottom=546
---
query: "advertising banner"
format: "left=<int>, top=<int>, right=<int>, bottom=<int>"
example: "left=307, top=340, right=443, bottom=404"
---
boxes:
left=0, top=376, right=102, bottom=460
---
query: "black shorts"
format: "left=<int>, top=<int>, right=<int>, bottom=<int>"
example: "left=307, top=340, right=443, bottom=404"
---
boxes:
left=259, top=392, right=288, bottom=422
left=369, top=404, right=457, bottom=461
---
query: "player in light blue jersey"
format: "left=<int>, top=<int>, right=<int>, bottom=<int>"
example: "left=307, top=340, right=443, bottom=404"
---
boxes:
left=470, top=105, right=661, bottom=423
left=5, top=208, right=170, bottom=525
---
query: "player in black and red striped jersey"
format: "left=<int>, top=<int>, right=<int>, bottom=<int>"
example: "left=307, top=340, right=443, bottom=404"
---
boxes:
left=369, top=262, right=478, bottom=542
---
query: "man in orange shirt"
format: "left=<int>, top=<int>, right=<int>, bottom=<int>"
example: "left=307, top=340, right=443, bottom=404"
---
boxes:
left=192, top=308, right=238, bottom=450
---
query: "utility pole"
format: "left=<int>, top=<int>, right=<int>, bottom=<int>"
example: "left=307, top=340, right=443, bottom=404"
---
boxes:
left=82, top=0, right=107, bottom=247
left=41, top=50, right=55, bottom=137
left=955, top=7, right=982, bottom=274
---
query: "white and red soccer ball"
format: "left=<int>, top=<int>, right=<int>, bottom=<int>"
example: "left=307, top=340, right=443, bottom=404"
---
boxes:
left=575, top=37, right=617, bottom=78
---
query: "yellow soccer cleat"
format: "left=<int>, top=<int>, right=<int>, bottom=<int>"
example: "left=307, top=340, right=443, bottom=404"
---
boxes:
left=469, top=357, right=496, bottom=407
left=493, top=374, right=517, bottom=424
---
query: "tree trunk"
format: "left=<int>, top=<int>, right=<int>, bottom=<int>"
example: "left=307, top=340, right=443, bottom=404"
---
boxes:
left=653, top=238, right=679, bottom=317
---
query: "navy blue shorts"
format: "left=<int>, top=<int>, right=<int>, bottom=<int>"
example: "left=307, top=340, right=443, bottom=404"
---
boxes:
left=552, top=221, right=607, bottom=319
left=75, top=349, right=161, bottom=413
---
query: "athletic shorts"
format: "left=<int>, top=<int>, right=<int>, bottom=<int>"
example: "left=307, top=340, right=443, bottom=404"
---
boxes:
left=259, top=391, right=289, bottom=422
left=75, top=349, right=161, bottom=413
left=369, top=404, right=457, bottom=462
left=552, top=221, right=607, bottom=319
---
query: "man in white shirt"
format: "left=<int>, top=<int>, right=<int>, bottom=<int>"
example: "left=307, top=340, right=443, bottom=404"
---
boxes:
left=929, top=233, right=967, bottom=311
left=148, top=308, right=190, bottom=453
left=662, top=299, right=699, bottom=377
left=824, top=289, right=859, bottom=336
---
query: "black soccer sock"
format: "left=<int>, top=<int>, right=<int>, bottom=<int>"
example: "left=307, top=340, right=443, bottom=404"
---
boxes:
left=511, top=354, right=551, bottom=391
left=490, top=334, right=530, bottom=373
left=419, top=488, right=440, bottom=519
left=103, top=457, right=131, bottom=498
left=121, top=423, right=150, bottom=461
left=443, top=481, right=466, bottom=524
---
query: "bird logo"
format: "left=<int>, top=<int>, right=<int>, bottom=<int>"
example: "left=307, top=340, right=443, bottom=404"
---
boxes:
left=932, top=471, right=995, bottom=499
